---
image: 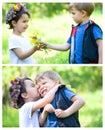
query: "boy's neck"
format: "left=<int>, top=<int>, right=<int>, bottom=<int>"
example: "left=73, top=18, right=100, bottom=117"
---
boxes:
left=79, top=17, right=90, bottom=25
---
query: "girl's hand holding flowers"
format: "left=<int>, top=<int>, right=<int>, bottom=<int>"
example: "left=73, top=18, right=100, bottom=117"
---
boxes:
left=29, top=30, right=48, bottom=52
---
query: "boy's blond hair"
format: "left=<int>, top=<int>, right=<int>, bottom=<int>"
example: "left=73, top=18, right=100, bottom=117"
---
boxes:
left=35, top=70, right=62, bottom=84
left=69, top=3, right=94, bottom=16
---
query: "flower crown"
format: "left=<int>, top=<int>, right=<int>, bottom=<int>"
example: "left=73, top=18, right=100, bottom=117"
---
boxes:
left=10, top=77, right=21, bottom=109
left=5, top=3, right=26, bottom=24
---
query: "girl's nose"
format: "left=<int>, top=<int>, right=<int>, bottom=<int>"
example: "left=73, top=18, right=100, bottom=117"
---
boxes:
left=25, top=22, right=29, bottom=27
left=38, top=85, right=43, bottom=92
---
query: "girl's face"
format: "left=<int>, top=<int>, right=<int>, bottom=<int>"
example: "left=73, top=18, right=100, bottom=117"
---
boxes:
left=70, top=7, right=84, bottom=24
left=36, top=77, right=57, bottom=97
left=24, top=79, right=40, bottom=101
left=13, top=13, right=29, bottom=35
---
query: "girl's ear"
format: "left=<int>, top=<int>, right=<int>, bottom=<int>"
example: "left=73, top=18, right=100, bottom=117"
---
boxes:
left=11, top=20, right=17, bottom=27
left=21, top=92, right=28, bottom=99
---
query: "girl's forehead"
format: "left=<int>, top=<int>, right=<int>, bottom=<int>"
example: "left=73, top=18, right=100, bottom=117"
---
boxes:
left=20, top=13, right=29, bottom=20
left=24, top=79, right=33, bottom=85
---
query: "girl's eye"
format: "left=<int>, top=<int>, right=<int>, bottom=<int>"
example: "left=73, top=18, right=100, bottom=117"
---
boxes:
left=36, top=86, right=40, bottom=89
left=32, top=84, right=35, bottom=87
left=72, top=12, right=75, bottom=15
left=23, top=20, right=28, bottom=23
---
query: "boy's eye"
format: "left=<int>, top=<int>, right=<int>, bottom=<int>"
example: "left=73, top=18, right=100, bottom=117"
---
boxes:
left=43, top=81, right=47, bottom=85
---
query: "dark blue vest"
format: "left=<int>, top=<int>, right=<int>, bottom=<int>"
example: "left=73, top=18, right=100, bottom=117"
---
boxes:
left=69, top=21, right=102, bottom=63
left=55, top=85, right=80, bottom=127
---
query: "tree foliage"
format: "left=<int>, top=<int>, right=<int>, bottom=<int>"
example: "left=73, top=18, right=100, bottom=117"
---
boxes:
left=2, top=3, right=102, bottom=23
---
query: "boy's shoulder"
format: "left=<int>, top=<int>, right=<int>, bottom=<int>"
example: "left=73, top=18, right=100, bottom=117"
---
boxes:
left=87, top=20, right=102, bottom=30
left=57, top=84, right=76, bottom=98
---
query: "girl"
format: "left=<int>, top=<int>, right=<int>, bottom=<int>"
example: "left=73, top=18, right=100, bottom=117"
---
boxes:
left=5, top=3, right=43, bottom=64
left=9, top=77, right=59, bottom=127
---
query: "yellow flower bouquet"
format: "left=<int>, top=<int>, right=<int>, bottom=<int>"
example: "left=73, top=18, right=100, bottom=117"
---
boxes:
left=29, top=30, right=48, bottom=52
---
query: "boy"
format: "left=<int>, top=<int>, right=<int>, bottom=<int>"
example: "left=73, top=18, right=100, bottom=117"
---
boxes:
left=35, top=70, right=85, bottom=127
left=44, top=3, right=102, bottom=64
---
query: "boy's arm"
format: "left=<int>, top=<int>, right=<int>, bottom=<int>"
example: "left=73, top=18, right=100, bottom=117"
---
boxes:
left=31, top=85, right=59, bottom=115
left=55, top=95, right=85, bottom=118
left=45, top=42, right=70, bottom=51
left=39, top=109, right=48, bottom=127
left=96, top=39, right=102, bottom=64
left=39, top=104, right=55, bottom=126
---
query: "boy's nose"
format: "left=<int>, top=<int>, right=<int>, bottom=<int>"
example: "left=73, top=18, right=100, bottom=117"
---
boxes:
left=40, top=85, right=44, bottom=89
left=38, top=85, right=43, bottom=92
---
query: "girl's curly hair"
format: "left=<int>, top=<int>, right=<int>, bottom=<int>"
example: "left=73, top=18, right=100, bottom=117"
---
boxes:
left=5, top=3, right=30, bottom=29
left=9, top=77, right=32, bottom=109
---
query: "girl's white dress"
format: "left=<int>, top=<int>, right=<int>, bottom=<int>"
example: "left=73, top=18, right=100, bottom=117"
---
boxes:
left=9, top=34, right=35, bottom=64
left=19, top=102, right=39, bottom=127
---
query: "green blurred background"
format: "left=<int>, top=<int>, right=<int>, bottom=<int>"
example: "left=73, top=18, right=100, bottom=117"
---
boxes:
left=2, top=66, right=103, bottom=127
left=2, top=2, right=103, bottom=128
left=2, top=2, right=103, bottom=64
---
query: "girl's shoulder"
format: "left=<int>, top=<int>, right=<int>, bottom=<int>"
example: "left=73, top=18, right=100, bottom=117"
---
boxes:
left=20, top=102, right=34, bottom=111
left=9, top=34, right=21, bottom=40
left=9, top=34, right=30, bottom=42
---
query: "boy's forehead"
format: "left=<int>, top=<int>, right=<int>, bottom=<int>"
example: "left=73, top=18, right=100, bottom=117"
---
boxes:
left=70, top=6, right=77, bottom=11
left=37, top=77, right=47, bottom=83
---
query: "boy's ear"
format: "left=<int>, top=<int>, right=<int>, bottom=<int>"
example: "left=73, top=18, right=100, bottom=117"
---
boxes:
left=21, top=92, right=28, bottom=99
left=55, top=79, right=60, bottom=85
left=81, top=10, right=87, bottom=17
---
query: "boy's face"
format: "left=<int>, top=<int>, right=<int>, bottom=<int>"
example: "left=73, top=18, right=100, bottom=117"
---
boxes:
left=36, top=77, right=57, bottom=97
left=70, top=7, right=85, bottom=24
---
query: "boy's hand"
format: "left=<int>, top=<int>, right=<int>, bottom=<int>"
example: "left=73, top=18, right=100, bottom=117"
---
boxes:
left=40, top=42, right=46, bottom=47
left=35, top=42, right=46, bottom=50
left=41, top=42, right=48, bottom=46
left=55, top=109, right=67, bottom=118
left=44, top=104, right=55, bottom=113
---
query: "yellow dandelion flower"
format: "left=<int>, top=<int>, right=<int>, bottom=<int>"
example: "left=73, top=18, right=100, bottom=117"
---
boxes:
left=10, top=78, right=15, bottom=82
left=37, top=44, right=41, bottom=48
left=32, top=39, right=38, bottom=44
left=67, top=84, right=77, bottom=93
left=71, top=88, right=77, bottom=93
left=16, top=81, right=19, bottom=85
left=13, top=4, right=19, bottom=10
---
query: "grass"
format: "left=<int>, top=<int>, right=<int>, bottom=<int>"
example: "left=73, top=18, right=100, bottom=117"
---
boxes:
left=2, top=90, right=103, bottom=127
left=79, top=90, right=103, bottom=127
left=2, top=105, right=19, bottom=127
left=2, top=12, right=102, bottom=64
